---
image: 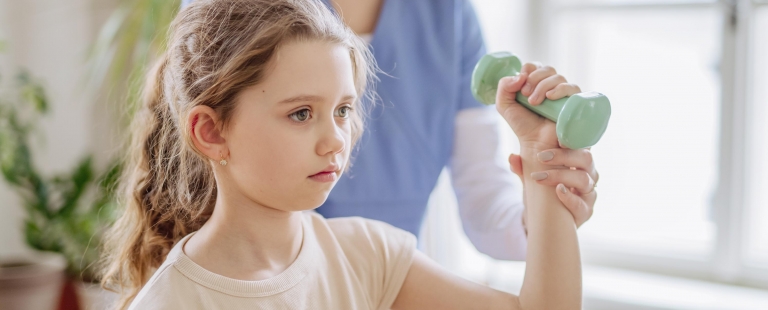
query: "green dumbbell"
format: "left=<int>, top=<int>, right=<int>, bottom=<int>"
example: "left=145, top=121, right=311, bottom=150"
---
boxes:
left=471, top=52, right=611, bottom=149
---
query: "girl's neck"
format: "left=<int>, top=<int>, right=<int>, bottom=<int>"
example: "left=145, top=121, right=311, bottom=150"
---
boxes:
left=183, top=194, right=304, bottom=281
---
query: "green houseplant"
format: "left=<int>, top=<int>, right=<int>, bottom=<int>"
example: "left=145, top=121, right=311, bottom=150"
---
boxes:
left=13, top=0, right=180, bottom=283
left=1, top=0, right=179, bottom=307
left=0, top=41, right=63, bottom=310
left=0, top=47, right=123, bottom=308
left=0, top=66, right=122, bottom=284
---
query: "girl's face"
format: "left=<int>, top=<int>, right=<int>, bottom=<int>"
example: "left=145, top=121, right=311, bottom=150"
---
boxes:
left=222, top=40, right=357, bottom=211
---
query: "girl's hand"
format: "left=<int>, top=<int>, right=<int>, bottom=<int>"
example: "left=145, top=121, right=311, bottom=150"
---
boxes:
left=495, top=63, right=582, bottom=151
left=508, top=149, right=598, bottom=228
left=518, top=63, right=581, bottom=106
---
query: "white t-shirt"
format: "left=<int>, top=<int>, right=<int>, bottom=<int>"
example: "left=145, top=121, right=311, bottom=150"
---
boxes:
left=128, top=211, right=416, bottom=310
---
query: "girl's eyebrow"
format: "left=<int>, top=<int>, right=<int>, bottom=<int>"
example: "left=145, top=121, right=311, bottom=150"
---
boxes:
left=277, top=94, right=356, bottom=104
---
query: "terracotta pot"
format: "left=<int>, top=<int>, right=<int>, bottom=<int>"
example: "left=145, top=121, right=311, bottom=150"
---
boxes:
left=0, top=251, right=66, bottom=310
left=58, top=278, right=80, bottom=310
left=76, top=281, right=117, bottom=310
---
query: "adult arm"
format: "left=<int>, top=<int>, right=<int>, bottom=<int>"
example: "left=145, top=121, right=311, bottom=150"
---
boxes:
left=450, top=107, right=528, bottom=261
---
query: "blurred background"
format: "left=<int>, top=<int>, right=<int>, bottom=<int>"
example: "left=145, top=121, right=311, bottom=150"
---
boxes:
left=0, top=0, right=766, bottom=309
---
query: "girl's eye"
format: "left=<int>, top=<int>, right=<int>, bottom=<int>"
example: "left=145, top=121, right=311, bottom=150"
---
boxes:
left=335, top=106, right=352, bottom=118
left=289, top=109, right=311, bottom=122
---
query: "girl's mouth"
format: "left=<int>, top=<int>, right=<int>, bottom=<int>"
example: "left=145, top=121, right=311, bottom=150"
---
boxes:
left=309, top=171, right=337, bottom=183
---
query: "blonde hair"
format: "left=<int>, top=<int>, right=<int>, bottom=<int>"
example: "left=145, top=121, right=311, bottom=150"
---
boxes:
left=99, top=0, right=375, bottom=308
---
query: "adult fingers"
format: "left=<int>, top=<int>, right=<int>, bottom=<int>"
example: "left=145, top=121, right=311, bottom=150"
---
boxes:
left=530, top=168, right=595, bottom=195
left=536, top=148, right=598, bottom=182
left=508, top=153, right=523, bottom=179
left=555, top=183, right=594, bottom=228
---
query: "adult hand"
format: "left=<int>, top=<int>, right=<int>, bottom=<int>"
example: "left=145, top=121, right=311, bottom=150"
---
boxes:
left=508, top=149, right=598, bottom=228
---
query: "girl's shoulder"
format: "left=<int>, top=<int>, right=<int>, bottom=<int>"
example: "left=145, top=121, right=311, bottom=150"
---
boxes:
left=127, top=256, right=204, bottom=309
left=304, top=211, right=417, bottom=309
left=304, top=211, right=416, bottom=255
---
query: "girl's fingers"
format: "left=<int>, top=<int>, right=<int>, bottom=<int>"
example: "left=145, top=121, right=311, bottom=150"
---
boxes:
left=530, top=168, right=595, bottom=195
left=555, top=183, right=594, bottom=228
left=499, top=74, right=527, bottom=96
left=529, top=74, right=567, bottom=105
left=521, top=65, right=556, bottom=97
left=519, top=62, right=542, bottom=78
left=536, top=148, right=598, bottom=183
left=496, top=73, right=548, bottom=137
left=545, top=83, right=581, bottom=101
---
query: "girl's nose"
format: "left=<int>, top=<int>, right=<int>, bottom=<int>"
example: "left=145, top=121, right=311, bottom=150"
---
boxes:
left=315, top=118, right=345, bottom=156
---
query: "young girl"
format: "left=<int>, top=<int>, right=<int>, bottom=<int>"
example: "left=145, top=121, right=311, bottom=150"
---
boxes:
left=100, top=0, right=584, bottom=309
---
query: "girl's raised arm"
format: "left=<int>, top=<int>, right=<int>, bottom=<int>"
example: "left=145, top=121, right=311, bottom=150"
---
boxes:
left=390, top=153, right=580, bottom=310
left=391, top=69, right=582, bottom=310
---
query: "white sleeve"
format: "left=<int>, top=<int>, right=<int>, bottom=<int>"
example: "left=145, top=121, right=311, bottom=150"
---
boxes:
left=449, top=106, right=527, bottom=261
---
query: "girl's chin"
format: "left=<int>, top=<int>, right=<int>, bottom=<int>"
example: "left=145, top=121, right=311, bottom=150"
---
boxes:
left=289, top=194, right=332, bottom=212
left=267, top=184, right=334, bottom=212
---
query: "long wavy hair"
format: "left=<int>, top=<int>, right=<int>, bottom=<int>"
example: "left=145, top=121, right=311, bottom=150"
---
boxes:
left=99, top=0, right=375, bottom=308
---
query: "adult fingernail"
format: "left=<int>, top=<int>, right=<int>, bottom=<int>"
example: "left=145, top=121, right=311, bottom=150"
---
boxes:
left=558, top=183, right=568, bottom=193
left=530, top=94, right=538, bottom=103
left=531, top=172, right=548, bottom=181
left=537, top=151, right=554, bottom=162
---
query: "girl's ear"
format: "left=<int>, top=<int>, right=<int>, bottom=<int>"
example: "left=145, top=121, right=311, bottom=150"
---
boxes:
left=188, top=105, right=227, bottom=161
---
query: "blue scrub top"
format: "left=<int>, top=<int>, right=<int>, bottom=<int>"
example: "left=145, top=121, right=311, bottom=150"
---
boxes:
left=316, top=0, right=487, bottom=236
left=180, top=0, right=488, bottom=237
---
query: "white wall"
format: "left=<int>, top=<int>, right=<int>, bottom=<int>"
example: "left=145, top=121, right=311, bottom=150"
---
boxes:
left=0, top=0, right=118, bottom=257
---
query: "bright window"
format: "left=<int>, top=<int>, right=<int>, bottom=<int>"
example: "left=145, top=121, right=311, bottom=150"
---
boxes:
left=549, top=6, right=721, bottom=257
left=424, top=0, right=768, bottom=292
left=745, top=6, right=768, bottom=268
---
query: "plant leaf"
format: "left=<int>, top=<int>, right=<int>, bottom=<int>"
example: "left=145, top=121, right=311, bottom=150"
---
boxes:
left=55, top=156, right=94, bottom=217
